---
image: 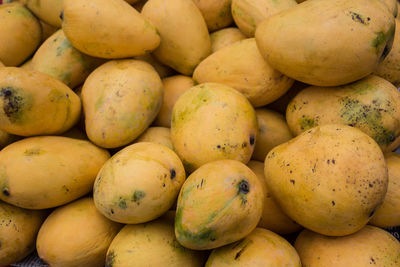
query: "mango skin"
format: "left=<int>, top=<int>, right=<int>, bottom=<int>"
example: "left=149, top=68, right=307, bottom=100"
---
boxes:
left=286, top=75, right=400, bottom=152
left=22, top=0, right=63, bottom=27
left=37, top=197, right=122, bottom=267
left=62, top=0, right=160, bottom=59
left=82, top=59, right=163, bottom=149
left=94, top=142, right=185, bottom=224
left=153, top=75, right=195, bottom=128
left=205, top=228, right=301, bottom=267
left=210, top=27, right=246, bottom=53
left=0, top=61, right=4, bottom=68
left=232, top=0, right=297, bottom=37
left=175, top=160, right=264, bottom=250
left=0, top=67, right=81, bottom=136
left=295, top=226, right=400, bottom=266
left=0, top=136, right=110, bottom=209
left=255, top=0, right=395, bottom=86
left=141, top=0, right=211, bottom=75
left=264, top=124, right=388, bottom=236
left=252, top=109, right=293, bottom=161
left=171, top=83, right=258, bottom=173
left=374, top=19, right=400, bottom=87
left=248, top=161, right=301, bottom=235
left=32, top=29, right=104, bottom=89
left=193, top=0, right=233, bottom=32
left=105, top=214, right=207, bottom=267
left=135, top=127, right=173, bottom=150
left=0, top=201, right=47, bottom=267
left=193, top=38, right=294, bottom=107
left=369, top=152, right=400, bottom=227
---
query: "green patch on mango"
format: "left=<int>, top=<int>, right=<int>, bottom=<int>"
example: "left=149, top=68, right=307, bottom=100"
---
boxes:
left=0, top=87, right=31, bottom=124
left=56, top=38, right=73, bottom=57
left=299, top=115, right=316, bottom=131
left=132, top=190, right=146, bottom=203
left=24, top=147, right=43, bottom=156
left=105, top=250, right=116, bottom=267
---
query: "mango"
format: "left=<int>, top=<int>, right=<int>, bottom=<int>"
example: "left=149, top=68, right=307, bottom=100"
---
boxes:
left=82, top=59, right=163, bottom=148
left=141, top=0, right=211, bottom=75
left=0, top=3, right=42, bottom=66
left=94, top=142, right=185, bottom=224
left=286, top=75, right=400, bottom=152
left=0, top=136, right=110, bottom=209
left=62, top=0, right=160, bottom=58
left=135, top=127, right=173, bottom=150
left=255, top=0, right=395, bottom=86
left=295, top=226, right=400, bottom=266
left=0, top=201, right=47, bottom=266
left=175, top=160, right=264, bottom=250
left=194, top=39, right=294, bottom=107
left=205, top=228, right=301, bottom=267
left=105, top=213, right=206, bottom=267
left=37, top=197, right=122, bottom=267
left=171, top=83, right=258, bottom=173
left=210, top=27, right=246, bottom=53
left=264, top=124, right=388, bottom=236
left=0, top=67, right=81, bottom=136
left=193, top=0, right=233, bottom=32
left=22, top=0, right=63, bottom=27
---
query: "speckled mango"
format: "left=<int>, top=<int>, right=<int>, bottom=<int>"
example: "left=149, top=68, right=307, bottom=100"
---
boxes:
left=82, top=59, right=163, bottom=149
left=286, top=75, right=400, bottom=152
left=193, top=38, right=294, bottom=107
left=37, top=197, right=122, bottom=267
left=153, top=75, right=195, bottom=128
left=369, top=152, right=400, bottom=227
left=0, top=136, right=110, bottom=209
left=21, top=0, right=63, bottom=27
left=264, top=124, right=388, bottom=236
left=171, top=83, right=258, bottom=173
left=0, top=3, right=41, bottom=66
left=210, top=27, right=246, bottom=53
left=0, top=201, right=47, bottom=267
left=62, top=0, right=160, bottom=58
left=0, top=67, right=81, bottom=136
left=232, top=0, right=297, bottom=37
left=205, top=228, right=301, bottom=267
left=141, top=0, right=211, bottom=75
left=135, top=127, right=173, bottom=150
left=94, top=142, right=185, bottom=224
left=255, top=0, right=395, bottom=86
left=295, top=226, right=400, bottom=266
left=248, top=161, right=301, bottom=235
left=175, top=160, right=264, bottom=250
left=192, top=0, right=233, bottom=32
left=105, top=213, right=207, bottom=267
left=32, top=29, right=104, bottom=89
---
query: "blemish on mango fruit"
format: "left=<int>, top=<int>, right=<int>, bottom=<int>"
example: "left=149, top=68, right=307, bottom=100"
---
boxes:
left=132, top=190, right=146, bottom=203
left=0, top=87, right=24, bottom=123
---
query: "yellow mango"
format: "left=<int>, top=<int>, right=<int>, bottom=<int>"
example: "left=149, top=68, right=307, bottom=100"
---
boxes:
left=106, top=214, right=206, bottom=267
left=232, top=0, right=297, bottom=37
left=175, top=160, right=264, bottom=250
left=0, top=3, right=42, bottom=66
left=252, top=109, right=293, bottom=162
left=264, top=124, right=388, bottom=236
left=369, top=152, right=400, bottom=227
left=0, top=67, right=81, bottom=136
left=32, top=29, right=104, bottom=89
left=0, top=136, right=110, bottom=209
left=0, top=201, right=47, bottom=266
left=82, top=60, right=163, bottom=148
left=94, top=142, right=185, bottom=224
left=22, top=0, right=63, bottom=27
left=193, top=0, right=233, bottom=32
left=37, top=197, right=122, bottom=267
left=171, top=83, right=258, bottom=173
left=295, top=226, right=400, bottom=266
left=255, top=0, right=395, bottom=86
left=141, top=0, right=211, bottom=75
left=205, top=228, right=301, bottom=266
left=135, top=127, right=173, bottom=150
left=193, top=39, right=293, bottom=107
left=248, top=161, right=301, bottom=234
left=153, top=75, right=195, bottom=128
left=286, top=75, right=400, bottom=152
left=62, top=0, right=160, bottom=58
left=210, top=27, right=246, bottom=53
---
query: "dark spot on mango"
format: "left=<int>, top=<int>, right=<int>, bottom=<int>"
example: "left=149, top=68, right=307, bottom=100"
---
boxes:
left=249, top=135, right=255, bottom=145
left=349, top=11, right=368, bottom=25
left=0, top=87, right=24, bottom=122
left=105, top=250, right=115, bottom=267
left=238, top=180, right=249, bottom=194
left=2, top=189, right=9, bottom=196
left=299, top=115, right=315, bottom=131
left=132, top=190, right=146, bottom=202
left=118, top=198, right=127, bottom=209
left=332, top=201, right=335, bottom=206
left=234, top=240, right=252, bottom=260
left=59, top=11, right=63, bottom=21
left=290, top=179, right=295, bottom=185
left=24, top=148, right=41, bottom=156
left=170, top=169, right=176, bottom=179
left=110, top=209, right=114, bottom=214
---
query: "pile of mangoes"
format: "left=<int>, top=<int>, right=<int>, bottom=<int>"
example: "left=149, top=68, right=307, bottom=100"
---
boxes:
left=1, top=0, right=400, bottom=266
